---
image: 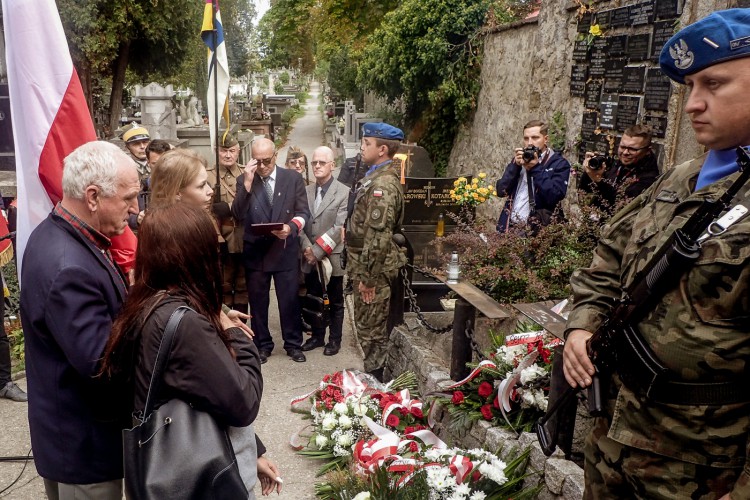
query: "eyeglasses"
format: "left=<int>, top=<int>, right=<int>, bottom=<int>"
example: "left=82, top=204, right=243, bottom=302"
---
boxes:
left=310, top=160, right=330, bottom=166
left=618, top=144, right=650, bottom=153
left=287, top=159, right=305, bottom=165
left=254, top=154, right=276, bottom=166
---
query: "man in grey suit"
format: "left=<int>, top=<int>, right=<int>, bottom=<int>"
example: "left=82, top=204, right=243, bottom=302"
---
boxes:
left=299, top=146, right=348, bottom=355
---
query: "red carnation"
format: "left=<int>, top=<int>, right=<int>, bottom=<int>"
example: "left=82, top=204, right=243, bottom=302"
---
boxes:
left=478, top=381, right=493, bottom=399
left=493, top=395, right=500, bottom=409
left=409, top=442, right=419, bottom=452
left=410, top=407, right=424, bottom=419
left=399, top=407, right=409, bottom=416
left=472, top=470, right=481, bottom=482
left=386, top=414, right=400, bottom=427
left=480, top=404, right=493, bottom=420
left=404, top=426, right=415, bottom=434
left=451, top=391, right=465, bottom=405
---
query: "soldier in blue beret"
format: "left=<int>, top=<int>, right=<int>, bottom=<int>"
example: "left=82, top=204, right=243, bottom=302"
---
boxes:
left=564, top=9, right=750, bottom=499
left=344, top=122, right=406, bottom=381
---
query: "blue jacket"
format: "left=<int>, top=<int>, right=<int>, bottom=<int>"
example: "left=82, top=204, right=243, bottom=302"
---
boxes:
left=20, top=212, right=129, bottom=484
left=232, top=166, right=310, bottom=272
left=495, top=151, right=571, bottom=232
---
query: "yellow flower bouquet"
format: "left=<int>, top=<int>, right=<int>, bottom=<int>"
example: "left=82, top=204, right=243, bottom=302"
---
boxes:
left=449, top=173, right=497, bottom=208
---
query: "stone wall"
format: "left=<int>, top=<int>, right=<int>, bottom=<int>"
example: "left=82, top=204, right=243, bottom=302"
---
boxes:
left=448, top=0, right=731, bottom=221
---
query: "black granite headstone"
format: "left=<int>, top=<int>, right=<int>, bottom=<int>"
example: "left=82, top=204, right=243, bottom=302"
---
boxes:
left=570, top=65, right=588, bottom=97
left=622, top=66, right=647, bottom=93
left=616, top=96, right=641, bottom=131
left=573, top=40, right=591, bottom=63
left=584, top=80, right=604, bottom=110
left=644, top=68, right=672, bottom=111
left=581, top=111, right=599, bottom=144
left=610, top=7, right=631, bottom=27
left=643, top=114, right=668, bottom=138
left=590, top=38, right=608, bottom=78
left=599, top=94, right=619, bottom=130
left=603, top=59, right=626, bottom=93
left=655, top=0, right=682, bottom=19
left=403, top=177, right=465, bottom=226
left=630, top=0, right=655, bottom=26
left=577, top=12, right=593, bottom=33
left=627, top=33, right=651, bottom=61
left=607, top=35, right=628, bottom=57
left=594, top=10, right=611, bottom=29
left=651, top=20, right=677, bottom=61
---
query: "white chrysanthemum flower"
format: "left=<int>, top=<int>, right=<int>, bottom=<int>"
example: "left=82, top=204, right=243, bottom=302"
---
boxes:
left=322, top=415, right=337, bottom=431
left=315, top=434, right=328, bottom=449
left=519, top=364, right=546, bottom=385
left=455, top=483, right=471, bottom=496
left=333, top=402, right=349, bottom=415
left=520, top=390, right=536, bottom=408
left=352, top=493, right=371, bottom=500
left=469, top=492, right=487, bottom=500
left=338, top=415, right=353, bottom=429
left=534, top=390, right=548, bottom=411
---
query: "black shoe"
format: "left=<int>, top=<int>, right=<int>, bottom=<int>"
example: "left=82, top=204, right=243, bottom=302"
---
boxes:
left=258, top=349, right=272, bottom=364
left=301, top=338, right=325, bottom=351
left=323, top=341, right=340, bottom=356
left=287, top=349, right=306, bottom=362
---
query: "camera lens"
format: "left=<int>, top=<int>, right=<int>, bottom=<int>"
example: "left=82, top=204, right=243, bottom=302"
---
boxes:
left=589, top=156, right=606, bottom=170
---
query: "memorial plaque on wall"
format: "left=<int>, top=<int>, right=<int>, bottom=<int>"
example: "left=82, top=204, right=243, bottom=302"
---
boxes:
left=643, top=114, right=668, bottom=138
left=599, top=94, right=619, bottom=130
left=610, top=6, right=631, bottom=27
left=627, top=33, right=651, bottom=61
left=630, top=0, right=655, bottom=26
left=622, top=66, right=646, bottom=93
left=616, top=96, right=641, bottom=131
left=570, top=65, right=588, bottom=97
left=594, top=9, right=611, bottom=29
left=584, top=80, right=603, bottom=109
left=651, top=20, right=676, bottom=61
left=603, top=59, right=626, bottom=93
left=590, top=38, right=608, bottom=78
left=573, top=40, right=591, bottom=62
left=655, top=0, right=682, bottom=19
left=607, top=35, right=628, bottom=57
left=581, top=111, right=598, bottom=143
left=644, top=68, right=671, bottom=111
left=577, top=12, right=593, bottom=33
left=403, top=177, right=464, bottom=226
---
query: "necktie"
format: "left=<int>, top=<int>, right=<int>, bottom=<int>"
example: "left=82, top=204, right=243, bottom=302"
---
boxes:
left=314, top=186, right=323, bottom=212
left=262, top=176, right=273, bottom=206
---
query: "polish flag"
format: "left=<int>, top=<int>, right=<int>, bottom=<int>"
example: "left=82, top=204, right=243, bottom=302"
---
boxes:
left=2, top=0, right=137, bottom=276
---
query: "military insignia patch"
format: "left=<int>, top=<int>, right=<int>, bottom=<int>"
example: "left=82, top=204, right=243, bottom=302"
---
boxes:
left=371, top=208, right=382, bottom=220
left=373, top=190, right=383, bottom=197
left=669, top=39, right=694, bottom=70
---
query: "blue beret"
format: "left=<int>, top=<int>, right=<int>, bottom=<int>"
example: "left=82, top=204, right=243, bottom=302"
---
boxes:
left=660, top=9, right=750, bottom=83
left=362, top=122, right=404, bottom=141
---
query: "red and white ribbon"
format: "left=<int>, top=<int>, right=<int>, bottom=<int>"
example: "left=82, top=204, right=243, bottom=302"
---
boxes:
left=381, top=389, right=423, bottom=426
left=446, top=360, right=497, bottom=389
left=449, top=454, right=474, bottom=484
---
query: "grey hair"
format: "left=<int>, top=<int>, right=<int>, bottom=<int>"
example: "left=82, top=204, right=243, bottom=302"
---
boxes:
left=62, top=141, right=130, bottom=199
left=313, top=146, right=335, bottom=163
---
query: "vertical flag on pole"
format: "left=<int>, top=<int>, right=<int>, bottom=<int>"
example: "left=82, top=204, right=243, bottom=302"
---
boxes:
left=201, top=0, right=231, bottom=149
left=2, top=0, right=138, bottom=277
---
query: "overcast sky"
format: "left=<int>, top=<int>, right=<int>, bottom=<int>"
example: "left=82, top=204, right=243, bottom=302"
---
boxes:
left=254, top=0, right=269, bottom=23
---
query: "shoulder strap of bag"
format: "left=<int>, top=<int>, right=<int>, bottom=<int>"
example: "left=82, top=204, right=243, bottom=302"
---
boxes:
left=142, top=306, right=193, bottom=417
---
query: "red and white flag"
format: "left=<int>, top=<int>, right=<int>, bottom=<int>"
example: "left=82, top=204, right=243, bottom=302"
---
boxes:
left=2, top=0, right=137, bottom=276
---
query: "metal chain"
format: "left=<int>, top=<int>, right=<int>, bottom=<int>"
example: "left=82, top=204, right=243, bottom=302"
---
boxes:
left=463, top=321, right=486, bottom=360
left=406, top=262, right=443, bottom=283
left=400, top=267, right=453, bottom=334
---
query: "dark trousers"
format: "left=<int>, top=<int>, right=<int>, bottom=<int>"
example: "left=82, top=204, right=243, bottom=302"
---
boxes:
left=0, top=296, right=9, bottom=386
left=304, top=272, right=344, bottom=343
left=246, top=268, right=303, bottom=352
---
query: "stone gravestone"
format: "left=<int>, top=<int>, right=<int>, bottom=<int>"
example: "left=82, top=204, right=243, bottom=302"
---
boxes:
left=138, top=82, right=178, bottom=140
left=401, top=175, right=469, bottom=312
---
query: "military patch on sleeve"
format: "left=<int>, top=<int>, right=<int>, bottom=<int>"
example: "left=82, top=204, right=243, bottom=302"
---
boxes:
left=373, top=189, right=384, bottom=197
left=371, top=208, right=382, bottom=220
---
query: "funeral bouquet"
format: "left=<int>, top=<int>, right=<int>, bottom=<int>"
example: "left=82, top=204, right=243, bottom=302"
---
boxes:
left=449, top=173, right=496, bottom=208
left=315, top=417, right=537, bottom=500
left=432, top=325, right=559, bottom=434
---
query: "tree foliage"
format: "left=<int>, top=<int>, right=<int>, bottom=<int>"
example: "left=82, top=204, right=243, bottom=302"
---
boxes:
left=256, top=0, right=315, bottom=72
left=222, top=0, right=256, bottom=77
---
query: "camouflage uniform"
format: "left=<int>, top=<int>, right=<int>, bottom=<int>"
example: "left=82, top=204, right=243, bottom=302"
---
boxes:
left=346, top=161, right=407, bottom=372
left=567, top=154, right=750, bottom=499
left=207, top=162, right=248, bottom=311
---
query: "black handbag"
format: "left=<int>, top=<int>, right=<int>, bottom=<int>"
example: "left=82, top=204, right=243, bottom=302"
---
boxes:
left=123, top=306, right=248, bottom=500
left=301, top=262, right=330, bottom=330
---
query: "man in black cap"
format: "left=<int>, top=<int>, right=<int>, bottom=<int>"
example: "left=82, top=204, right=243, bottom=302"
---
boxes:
left=208, top=133, right=248, bottom=314
left=346, top=122, right=407, bottom=381
left=564, top=9, right=750, bottom=499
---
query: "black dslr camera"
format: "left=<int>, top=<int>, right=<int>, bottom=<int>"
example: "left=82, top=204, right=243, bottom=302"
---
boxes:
left=522, top=145, right=541, bottom=162
left=588, top=155, right=614, bottom=171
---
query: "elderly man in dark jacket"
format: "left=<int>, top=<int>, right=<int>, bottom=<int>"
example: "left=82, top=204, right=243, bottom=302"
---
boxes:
left=496, top=120, right=571, bottom=232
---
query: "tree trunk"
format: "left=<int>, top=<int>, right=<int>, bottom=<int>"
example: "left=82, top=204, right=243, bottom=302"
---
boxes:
left=108, top=40, right=131, bottom=134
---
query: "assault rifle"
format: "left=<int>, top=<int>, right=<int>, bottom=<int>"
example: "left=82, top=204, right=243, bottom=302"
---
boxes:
left=536, top=146, right=750, bottom=456
left=340, top=153, right=363, bottom=270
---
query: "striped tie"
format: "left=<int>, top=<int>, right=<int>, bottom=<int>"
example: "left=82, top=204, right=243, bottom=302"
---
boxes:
left=262, top=176, right=273, bottom=206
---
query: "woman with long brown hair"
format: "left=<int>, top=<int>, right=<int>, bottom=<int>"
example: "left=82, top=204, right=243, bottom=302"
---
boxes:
left=101, top=203, right=279, bottom=497
left=149, top=148, right=214, bottom=209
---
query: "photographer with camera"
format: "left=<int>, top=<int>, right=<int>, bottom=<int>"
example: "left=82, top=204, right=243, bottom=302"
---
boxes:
left=579, top=124, right=660, bottom=213
left=496, top=120, right=571, bottom=232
